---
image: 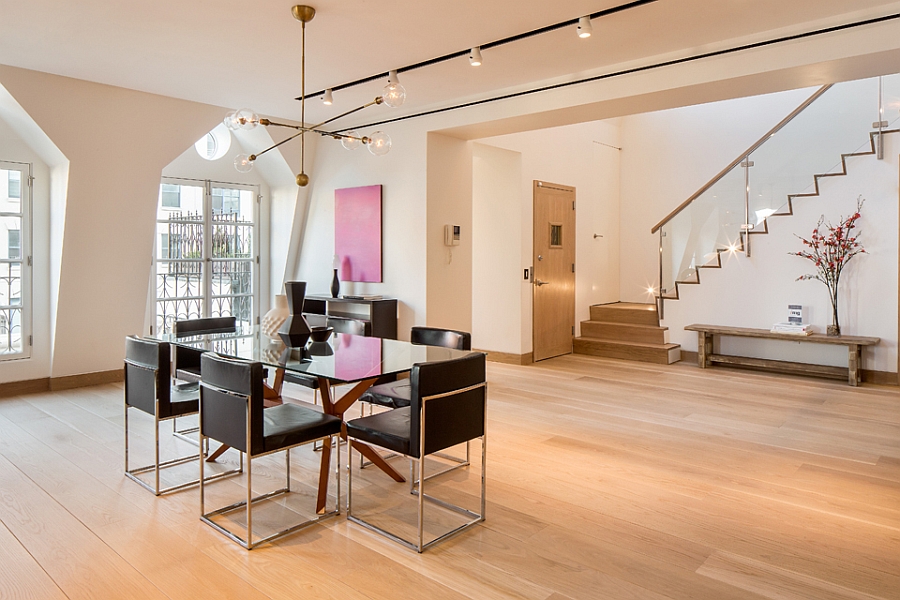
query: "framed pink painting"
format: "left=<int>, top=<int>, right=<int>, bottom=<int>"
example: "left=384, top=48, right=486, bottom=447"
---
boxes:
left=335, top=184, right=382, bottom=282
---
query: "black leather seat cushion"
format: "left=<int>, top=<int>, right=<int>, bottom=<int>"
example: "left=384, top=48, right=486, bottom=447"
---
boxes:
left=175, top=365, right=202, bottom=383
left=283, top=371, right=319, bottom=390
left=164, top=386, right=200, bottom=419
left=263, top=404, right=342, bottom=454
left=346, top=407, right=411, bottom=456
left=359, top=379, right=411, bottom=409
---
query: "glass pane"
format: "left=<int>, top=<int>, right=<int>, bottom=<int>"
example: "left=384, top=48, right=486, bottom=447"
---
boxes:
left=156, top=212, right=203, bottom=261
left=660, top=167, right=745, bottom=299
left=550, top=224, right=562, bottom=247
left=2, top=216, right=22, bottom=259
left=155, top=260, right=203, bottom=334
left=210, top=260, right=253, bottom=329
left=211, top=187, right=254, bottom=220
left=157, top=183, right=203, bottom=221
left=749, top=79, right=881, bottom=222
left=0, top=262, right=22, bottom=354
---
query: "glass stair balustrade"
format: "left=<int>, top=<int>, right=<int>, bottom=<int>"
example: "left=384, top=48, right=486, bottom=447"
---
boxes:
left=655, top=73, right=900, bottom=304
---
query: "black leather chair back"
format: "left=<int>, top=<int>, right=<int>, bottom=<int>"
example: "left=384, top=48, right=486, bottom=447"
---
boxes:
left=409, top=353, right=485, bottom=457
left=410, top=326, right=472, bottom=350
left=173, top=316, right=237, bottom=336
left=199, top=353, right=265, bottom=456
left=172, top=317, right=238, bottom=382
left=125, top=336, right=171, bottom=416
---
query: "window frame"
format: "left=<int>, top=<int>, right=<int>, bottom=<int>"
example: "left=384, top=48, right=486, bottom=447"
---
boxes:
left=0, top=160, right=32, bottom=361
left=153, top=176, right=259, bottom=336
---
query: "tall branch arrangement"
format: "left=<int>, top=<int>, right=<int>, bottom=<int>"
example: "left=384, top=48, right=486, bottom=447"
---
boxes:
left=789, top=196, right=865, bottom=334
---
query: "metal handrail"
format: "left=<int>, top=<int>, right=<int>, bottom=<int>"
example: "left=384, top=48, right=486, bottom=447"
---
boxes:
left=650, top=84, right=833, bottom=234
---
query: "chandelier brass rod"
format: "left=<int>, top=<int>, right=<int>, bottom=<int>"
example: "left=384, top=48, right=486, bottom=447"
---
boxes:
left=307, top=97, right=382, bottom=130
left=300, top=17, right=307, bottom=179
left=250, top=127, right=368, bottom=161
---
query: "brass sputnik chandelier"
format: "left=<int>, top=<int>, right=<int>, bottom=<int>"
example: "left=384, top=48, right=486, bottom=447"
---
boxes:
left=223, top=5, right=405, bottom=187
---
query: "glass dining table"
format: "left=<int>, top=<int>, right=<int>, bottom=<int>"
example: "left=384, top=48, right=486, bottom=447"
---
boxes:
left=148, top=327, right=477, bottom=512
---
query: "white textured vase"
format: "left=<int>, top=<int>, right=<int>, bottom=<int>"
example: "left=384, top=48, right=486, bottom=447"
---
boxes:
left=261, top=294, right=289, bottom=340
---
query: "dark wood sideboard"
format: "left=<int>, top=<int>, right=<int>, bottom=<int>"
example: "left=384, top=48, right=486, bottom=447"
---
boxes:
left=303, top=295, right=398, bottom=339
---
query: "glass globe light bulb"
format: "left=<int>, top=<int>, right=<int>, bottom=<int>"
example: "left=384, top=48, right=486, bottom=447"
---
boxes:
left=234, top=108, right=259, bottom=130
left=341, top=131, right=361, bottom=151
left=381, top=82, right=406, bottom=108
left=366, top=131, right=392, bottom=156
left=223, top=110, right=241, bottom=131
left=234, top=153, right=254, bottom=173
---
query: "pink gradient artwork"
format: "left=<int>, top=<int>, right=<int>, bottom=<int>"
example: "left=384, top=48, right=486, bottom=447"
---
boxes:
left=335, top=184, right=382, bottom=282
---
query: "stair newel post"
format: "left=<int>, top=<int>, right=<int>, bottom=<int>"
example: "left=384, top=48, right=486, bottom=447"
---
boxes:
left=657, top=228, right=664, bottom=320
left=740, top=156, right=754, bottom=257
left=875, top=76, right=887, bottom=160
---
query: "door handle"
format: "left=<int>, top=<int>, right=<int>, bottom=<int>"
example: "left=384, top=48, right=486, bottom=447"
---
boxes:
left=534, top=279, right=549, bottom=286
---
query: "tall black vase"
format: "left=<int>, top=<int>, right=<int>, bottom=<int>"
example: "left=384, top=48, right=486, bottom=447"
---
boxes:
left=278, top=281, right=311, bottom=347
left=331, top=269, right=340, bottom=298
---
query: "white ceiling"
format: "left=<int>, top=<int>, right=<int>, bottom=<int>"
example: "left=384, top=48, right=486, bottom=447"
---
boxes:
left=2, top=0, right=900, bottom=129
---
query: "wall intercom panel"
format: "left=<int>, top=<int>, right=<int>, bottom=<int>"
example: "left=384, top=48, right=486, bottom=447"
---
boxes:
left=444, top=224, right=460, bottom=246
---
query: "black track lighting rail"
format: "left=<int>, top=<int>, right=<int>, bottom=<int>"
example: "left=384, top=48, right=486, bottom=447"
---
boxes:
left=330, top=11, right=900, bottom=133
left=297, top=0, right=659, bottom=101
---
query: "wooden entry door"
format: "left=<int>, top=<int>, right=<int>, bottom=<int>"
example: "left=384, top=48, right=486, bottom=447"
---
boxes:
left=533, top=180, right=576, bottom=361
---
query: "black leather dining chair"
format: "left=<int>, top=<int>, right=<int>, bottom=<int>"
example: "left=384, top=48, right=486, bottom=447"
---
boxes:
left=359, top=326, right=471, bottom=409
left=124, top=336, right=241, bottom=495
left=199, top=352, right=343, bottom=549
left=346, top=352, right=486, bottom=552
left=356, top=326, right=473, bottom=478
left=172, top=316, right=238, bottom=383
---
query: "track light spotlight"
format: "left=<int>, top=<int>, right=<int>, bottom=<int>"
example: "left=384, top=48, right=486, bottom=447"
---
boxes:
left=577, top=16, right=593, bottom=38
left=323, top=88, right=333, bottom=105
left=469, top=47, right=482, bottom=66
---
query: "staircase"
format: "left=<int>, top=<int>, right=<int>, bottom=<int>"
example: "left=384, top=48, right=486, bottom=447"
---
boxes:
left=652, top=76, right=900, bottom=306
left=574, top=302, right=681, bottom=364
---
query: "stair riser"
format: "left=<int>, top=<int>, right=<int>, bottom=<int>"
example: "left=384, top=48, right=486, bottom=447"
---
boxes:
left=580, top=322, right=667, bottom=344
left=574, top=339, right=678, bottom=364
left=589, top=306, right=659, bottom=326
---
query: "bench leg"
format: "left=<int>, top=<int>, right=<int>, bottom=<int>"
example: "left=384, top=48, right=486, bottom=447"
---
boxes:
left=697, top=332, right=712, bottom=368
left=848, top=344, right=860, bottom=386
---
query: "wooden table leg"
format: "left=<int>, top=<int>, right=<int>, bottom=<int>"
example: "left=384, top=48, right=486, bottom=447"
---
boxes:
left=314, top=376, right=407, bottom=513
left=848, top=344, right=860, bottom=387
left=315, top=436, right=332, bottom=514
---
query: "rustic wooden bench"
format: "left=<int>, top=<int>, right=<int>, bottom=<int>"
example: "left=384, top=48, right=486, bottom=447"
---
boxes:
left=684, top=324, right=879, bottom=386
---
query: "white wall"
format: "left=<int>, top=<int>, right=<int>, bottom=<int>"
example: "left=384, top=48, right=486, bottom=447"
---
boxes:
left=0, top=65, right=227, bottom=379
left=475, top=121, right=621, bottom=352
left=472, top=143, right=523, bottom=353
left=293, top=118, right=427, bottom=339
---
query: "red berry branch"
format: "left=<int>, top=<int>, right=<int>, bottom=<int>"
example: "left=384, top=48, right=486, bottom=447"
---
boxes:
left=789, top=196, right=866, bottom=334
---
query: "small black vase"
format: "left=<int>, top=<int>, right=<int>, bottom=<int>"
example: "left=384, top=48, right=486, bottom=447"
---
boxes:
left=331, top=269, right=340, bottom=298
left=278, top=281, right=311, bottom=347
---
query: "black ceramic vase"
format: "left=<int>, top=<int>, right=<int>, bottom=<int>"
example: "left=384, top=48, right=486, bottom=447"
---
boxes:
left=331, top=268, right=340, bottom=298
left=278, top=281, right=312, bottom=347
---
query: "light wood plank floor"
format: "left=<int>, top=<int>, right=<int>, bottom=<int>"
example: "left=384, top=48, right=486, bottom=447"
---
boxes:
left=0, top=355, right=898, bottom=599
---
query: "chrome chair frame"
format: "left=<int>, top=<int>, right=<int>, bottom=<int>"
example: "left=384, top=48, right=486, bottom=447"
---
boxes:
left=124, top=358, right=241, bottom=496
left=348, top=381, right=486, bottom=553
left=199, top=380, right=341, bottom=550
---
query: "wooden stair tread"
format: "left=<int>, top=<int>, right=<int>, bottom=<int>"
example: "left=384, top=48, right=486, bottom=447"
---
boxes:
left=575, top=337, right=679, bottom=350
left=592, top=302, right=657, bottom=311
left=581, top=320, right=668, bottom=331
